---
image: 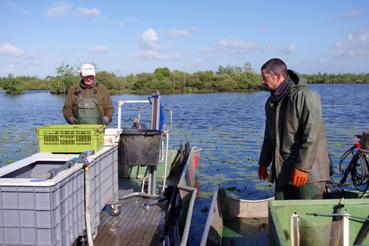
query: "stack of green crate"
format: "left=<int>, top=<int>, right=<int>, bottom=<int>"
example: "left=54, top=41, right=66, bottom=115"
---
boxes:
left=37, top=124, right=105, bottom=153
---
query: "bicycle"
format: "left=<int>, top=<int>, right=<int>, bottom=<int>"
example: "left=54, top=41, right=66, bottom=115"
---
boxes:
left=339, top=133, right=369, bottom=195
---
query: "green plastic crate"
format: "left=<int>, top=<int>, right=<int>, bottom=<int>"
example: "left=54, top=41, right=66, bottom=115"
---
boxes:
left=37, top=124, right=105, bottom=153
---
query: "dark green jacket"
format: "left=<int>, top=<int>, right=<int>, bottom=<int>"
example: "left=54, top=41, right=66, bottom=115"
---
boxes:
left=63, top=82, right=114, bottom=123
left=259, top=70, right=330, bottom=186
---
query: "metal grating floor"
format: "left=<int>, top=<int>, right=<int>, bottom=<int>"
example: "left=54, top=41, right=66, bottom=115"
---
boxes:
left=93, top=180, right=167, bottom=246
left=74, top=150, right=179, bottom=246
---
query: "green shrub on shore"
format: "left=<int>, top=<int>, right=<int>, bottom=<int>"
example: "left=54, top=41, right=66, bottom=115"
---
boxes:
left=1, top=63, right=369, bottom=95
left=49, top=64, right=79, bottom=94
left=0, top=75, right=27, bottom=95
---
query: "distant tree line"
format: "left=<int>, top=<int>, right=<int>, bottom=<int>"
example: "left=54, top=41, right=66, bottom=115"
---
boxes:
left=0, top=75, right=48, bottom=95
left=1, top=63, right=369, bottom=95
left=303, top=72, right=369, bottom=84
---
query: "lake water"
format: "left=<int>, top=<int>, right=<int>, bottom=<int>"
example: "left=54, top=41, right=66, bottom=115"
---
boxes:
left=1, top=84, right=369, bottom=244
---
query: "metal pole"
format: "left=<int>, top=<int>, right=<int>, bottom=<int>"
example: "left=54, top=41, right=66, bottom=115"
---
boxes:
left=291, top=213, right=300, bottom=246
left=117, top=99, right=150, bottom=129
left=343, top=212, right=349, bottom=246
left=151, top=91, right=160, bottom=130
left=118, top=100, right=123, bottom=130
left=162, top=131, right=169, bottom=192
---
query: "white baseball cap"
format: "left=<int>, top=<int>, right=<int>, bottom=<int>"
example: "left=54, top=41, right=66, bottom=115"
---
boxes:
left=80, top=63, right=96, bottom=77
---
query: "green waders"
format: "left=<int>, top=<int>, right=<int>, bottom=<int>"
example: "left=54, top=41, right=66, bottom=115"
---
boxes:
left=76, top=96, right=101, bottom=124
left=275, top=181, right=326, bottom=200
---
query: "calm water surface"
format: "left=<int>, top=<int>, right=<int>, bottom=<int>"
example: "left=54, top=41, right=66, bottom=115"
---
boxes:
left=1, top=84, right=369, bottom=245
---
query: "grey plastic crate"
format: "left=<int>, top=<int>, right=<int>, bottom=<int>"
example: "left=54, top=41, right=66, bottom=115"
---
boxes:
left=87, top=145, right=118, bottom=234
left=60, top=169, right=85, bottom=245
left=0, top=167, right=84, bottom=246
left=0, top=145, right=119, bottom=245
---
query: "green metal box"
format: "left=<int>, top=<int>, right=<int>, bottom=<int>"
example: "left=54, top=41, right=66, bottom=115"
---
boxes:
left=37, top=124, right=105, bottom=153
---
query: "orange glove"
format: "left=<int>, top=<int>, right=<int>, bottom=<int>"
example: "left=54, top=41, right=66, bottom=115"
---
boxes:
left=290, top=168, right=309, bottom=187
left=258, top=165, right=268, bottom=180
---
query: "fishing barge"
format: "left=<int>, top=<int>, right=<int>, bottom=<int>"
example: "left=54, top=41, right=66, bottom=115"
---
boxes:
left=0, top=92, right=201, bottom=246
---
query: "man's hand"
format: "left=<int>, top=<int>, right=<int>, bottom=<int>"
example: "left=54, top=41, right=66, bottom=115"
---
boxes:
left=101, top=116, right=110, bottom=125
left=258, top=165, right=268, bottom=180
left=290, top=168, right=309, bottom=187
left=68, top=117, right=78, bottom=124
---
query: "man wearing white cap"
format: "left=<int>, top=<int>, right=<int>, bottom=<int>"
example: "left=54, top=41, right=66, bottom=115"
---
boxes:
left=63, top=63, right=114, bottom=124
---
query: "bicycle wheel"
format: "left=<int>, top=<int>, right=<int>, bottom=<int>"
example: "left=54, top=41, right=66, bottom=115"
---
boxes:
left=351, top=151, right=369, bottom=192
left=339, top=147, right=355, bottom=173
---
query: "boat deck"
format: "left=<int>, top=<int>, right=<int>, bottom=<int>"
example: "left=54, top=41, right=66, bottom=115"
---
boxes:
left=94, top=187, right=166, bottom=245
left=90, top=150, right=178, bottom=246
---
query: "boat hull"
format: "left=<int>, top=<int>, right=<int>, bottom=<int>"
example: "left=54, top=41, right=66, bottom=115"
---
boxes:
left=201, top=188, right=369, bottom=246
left=201, top=187, right=273, bottom=245
left=269, top=198, right=369, bottom=246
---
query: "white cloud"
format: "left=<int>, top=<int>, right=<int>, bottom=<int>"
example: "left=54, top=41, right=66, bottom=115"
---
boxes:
left=201, top=39, right=259, bottom=59
left=46, top=2, right=71, bottom=17
left=201, top=47, right=220, bottom=59
left=0, top=43, right=22, bottom=57
left=4, top=63, right=18, bottom=75
left=140, top=51, right=170, bottom=61
left=336, top=9, right=365, bottom=20
left=159, top=28, right=193, bottom=37
left=319, top=58, right=328, bottom=64
left=7, top=2, right=32, bottom=15
left=91, top=45, right=109, bottom=54
left=5, top=32, right=15, bottom=38
left=219, top=39, right=259, bottom=52
left=265, top=43, right=273, bottom=52
left=140, top=28, right=158, bottom=50
left=126, top=17, right=140, bottom=22
left=332, top=29, right=369, bottom=59
left=115, top=20, right=126, bottom=27
left=172, top=53, right=181, bottom=60
left=7, top=64, right=16, bottom=70
left=138, top=28, right=179, bottom=61
left=25, top=54, right=40, bottom=60
left=283, top=42, right=297, bottom=55
left=75, top=7, right=100, bottom=17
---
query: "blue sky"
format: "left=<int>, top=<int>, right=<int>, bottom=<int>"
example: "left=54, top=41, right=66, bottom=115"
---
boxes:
left=1, top=1, right=369, bottom=77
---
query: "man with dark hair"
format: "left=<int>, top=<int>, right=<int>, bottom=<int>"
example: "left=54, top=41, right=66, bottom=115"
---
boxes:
left=258, top=58, right=330, bottom=200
